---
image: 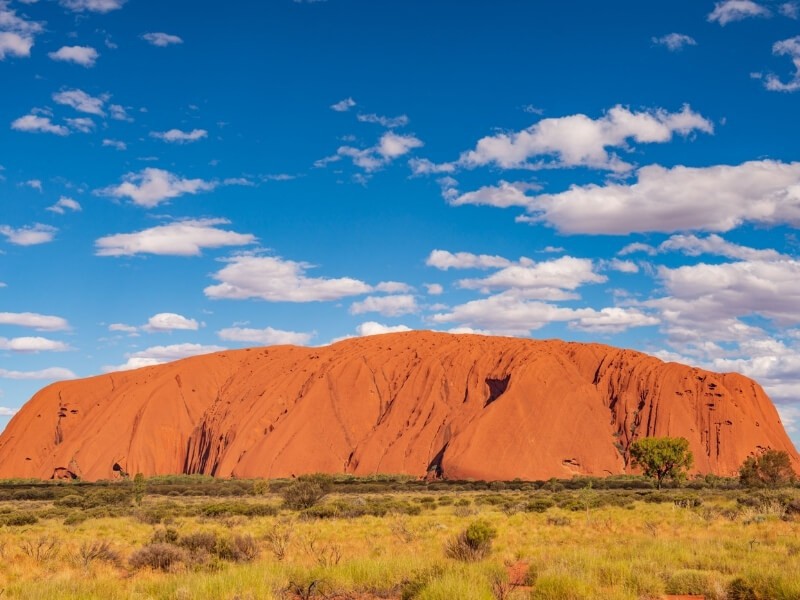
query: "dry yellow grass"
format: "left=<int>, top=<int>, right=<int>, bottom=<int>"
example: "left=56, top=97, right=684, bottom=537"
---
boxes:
left=0, top=488, right=798, bottom=599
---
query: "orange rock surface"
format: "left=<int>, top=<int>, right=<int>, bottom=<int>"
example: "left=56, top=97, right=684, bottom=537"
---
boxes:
left=0, top=331, right=796, bottom=481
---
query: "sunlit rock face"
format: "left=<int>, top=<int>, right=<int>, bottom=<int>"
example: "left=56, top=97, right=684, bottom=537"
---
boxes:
left=0, top=331, right=796, bottom=482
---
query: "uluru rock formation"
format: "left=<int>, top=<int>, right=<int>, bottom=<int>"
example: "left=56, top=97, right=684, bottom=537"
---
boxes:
left=0, top=331, right=797, bottom=481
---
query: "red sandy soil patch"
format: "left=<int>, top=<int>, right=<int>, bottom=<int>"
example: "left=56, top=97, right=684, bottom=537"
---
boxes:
left=506, top=559, right=532, bottom=588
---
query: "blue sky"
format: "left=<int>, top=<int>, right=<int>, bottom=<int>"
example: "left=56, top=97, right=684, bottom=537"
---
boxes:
left=2, top=0, right=800, bottom=442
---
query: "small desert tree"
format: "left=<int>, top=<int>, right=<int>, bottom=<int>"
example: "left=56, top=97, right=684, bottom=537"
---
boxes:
left=630, top=437, right=694, bottom=489
left=739, top=449, right=797, bottom=488
left=280, top=475, right=331, bottom=510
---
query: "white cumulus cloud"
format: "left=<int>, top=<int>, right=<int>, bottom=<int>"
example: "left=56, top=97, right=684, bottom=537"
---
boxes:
left=431, top=293, right=657, bottom=336
left=52, top=89, right=107, bottom=116
left=350, top=294, right=419, bottom=316
left=46, top=197, right=82, bottom=215
left=456, top=256, right=607, bottom=298
left=150, top=128, right=207, bottom=143
left=426, top=250, right=512, bottom=270
left=11, top=114, right=69, bottom=135
left=708, top=0, right=770, bottom=25
left=451, top=181, right=540, bottom=208
left=103, top=343, right=225, bottom=372
left=142, top=32, right=183, bottom=46
left=356, top=322, right=412, bottom=336
left=652, top=33, right=697, bottom=51
left=0, top=223, right=56, bottom=245
left=335, top=132, right=423, bottom=172
left=374, top=281, right=413, bottom=293
left=425, top=283, right=444, bottom=295
left=66, top=117, right=95, bottom=133
left=205, top=254, right=372, bottom=302
left=0, top=367, right=76, bottom=380
left=109, top=104, right=131, bottom=121
left=97, top=168, right=216, bottom=208
left=781, top=2, right=799, bottom=18
left=357, top=113, right=409, bottom=128
left=0, top=31, right=33, bottom=59
left=102, top=138, right=126, bottom=150
left=658, top=233, right=784, bottom=261
left=0, top=1, right=42, bottom=60
left=48, top=45, right=99, bottom=67
left=655, top=258, right=800, bottom=326
left=108, top=323, right=138, bottom=334
left=765, top=36, right=800, bottom=92
left=217, top=326, right=313, bottom=346
left=0, top=312, right=69, bottom=331
left=60, top=0, right=125, bottom=12
left=606, top=259, right=639, bottom=273
left=143, top=313, right=199, bottom=332
left=516, top=160, right=800, bottom=234
left=330, top=97, right=356, bottom=112
left=454, top=105, right=712, bottom=173
left=95, top=218, right=255, bottom=256
left=0, top=336, right=70, bottom=352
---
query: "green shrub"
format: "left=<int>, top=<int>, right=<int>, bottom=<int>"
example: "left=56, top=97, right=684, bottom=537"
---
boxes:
left=63, top=512, right=87, bottom=526
left=727, top=577, right=758, bottom=600
left=55, top=494, right=84, bottom=508
left=444, top=519, right=497, bottom=561
left=178, top=531, right=218, bottom=554
left=11, top=488, right=56, bottom=501
left=134, top=507, right=168, bottom=525
left=302, top=503, right=341, bottom=519
left=643, top=491, right=671, bottom=503
left=726, top=573, right=800, bottom=600
left=217, top=534, right=259, bottom=562
left=525, top=497, right=555, bottom=513
left=601, top=493, right=636, bottom=508
left=739, top=449, right=797, bottom=488
left=280, top=480, right=329, bottom=510
left=400, top=566, right=446, bottom=600
left=199, top=501, right=277, bottom=518
left=151, top=526, right=180, bottom=545
left=174, top=529, right=259, bottom=564
left=129, top=543, right=185, bottom=571
left=673, top=494, right=703, bottom=508
left=2, top=512, right=38, bottom=526
left=81, top=488, right=132, bottom=509
left=531, top=573, right=593, bottom=599
left=665, top=569, right=717, bottom=597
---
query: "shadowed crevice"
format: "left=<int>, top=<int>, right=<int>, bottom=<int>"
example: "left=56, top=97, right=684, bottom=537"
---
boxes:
left=484, top=375, right=511, bottom=407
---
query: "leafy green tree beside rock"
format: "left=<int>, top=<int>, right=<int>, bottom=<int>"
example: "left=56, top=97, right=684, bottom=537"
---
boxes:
left=630, top=437, right=694, bottom=489
left=739, top=449, right=797, bottom=488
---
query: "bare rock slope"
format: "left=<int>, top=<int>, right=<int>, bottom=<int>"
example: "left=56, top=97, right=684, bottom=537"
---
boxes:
left=0, top=332, right=796, bottom=481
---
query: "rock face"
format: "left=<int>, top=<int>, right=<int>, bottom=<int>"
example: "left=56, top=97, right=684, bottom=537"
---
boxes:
left=0, top=331, right=796, bottom=481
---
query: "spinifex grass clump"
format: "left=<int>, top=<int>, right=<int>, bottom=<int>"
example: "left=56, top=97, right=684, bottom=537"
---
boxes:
left=444, top=519, right=497, bottom=561
left=128, top=527, right=260, bottom=572
left=128, top=543, right=185, bottom=572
